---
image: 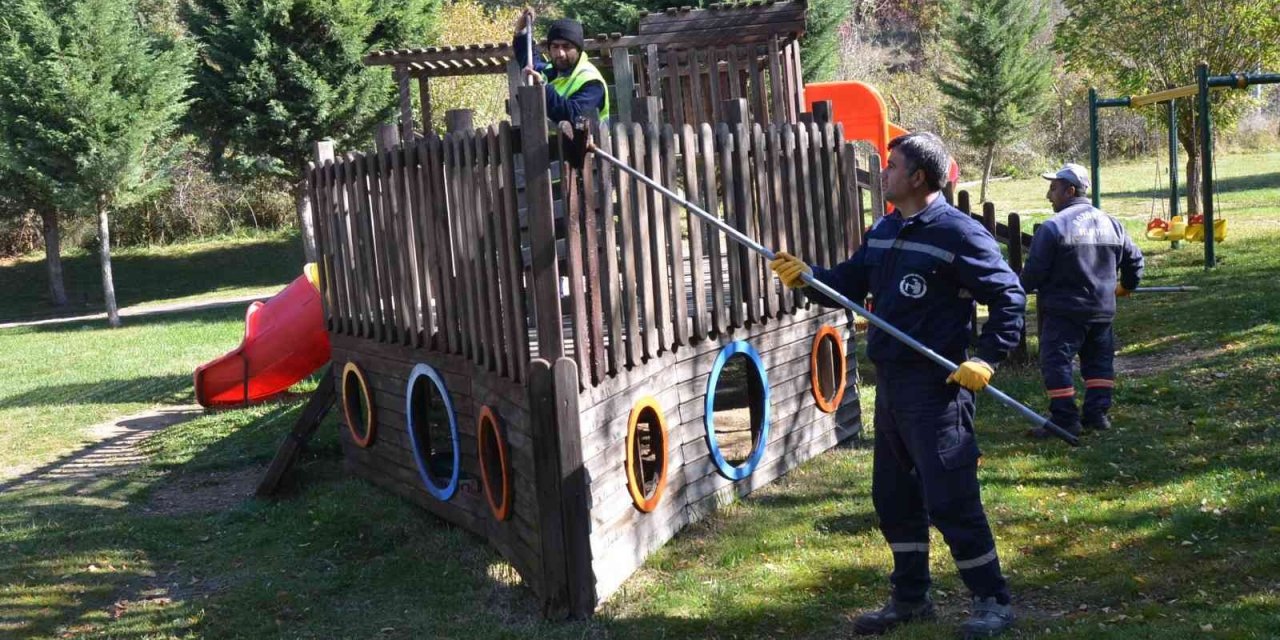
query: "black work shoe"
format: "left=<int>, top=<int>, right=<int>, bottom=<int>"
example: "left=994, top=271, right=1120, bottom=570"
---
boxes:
left=852, top=596, right=936, bottom=635
left=1083, top=415, right=1111, bottom=431
left=960, top=597, right=1015, bottom=638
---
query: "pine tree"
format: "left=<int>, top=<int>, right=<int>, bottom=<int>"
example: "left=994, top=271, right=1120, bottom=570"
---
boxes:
left=183, top=0, right=440, bottom=177
left=936, top=0, right=1052, bottom=202
left=0, top=0, right=193, bottom=327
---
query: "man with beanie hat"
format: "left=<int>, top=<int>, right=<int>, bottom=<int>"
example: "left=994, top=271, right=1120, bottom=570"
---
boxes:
left=1020, top=163, right=1144, bottom=439
left=513, top=12, right=610, bottom=123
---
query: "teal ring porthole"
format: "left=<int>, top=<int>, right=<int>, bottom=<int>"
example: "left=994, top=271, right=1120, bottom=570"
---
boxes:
left=405, top=363, right=461, bottom=501
left=704, top=340, right=771, bottom=480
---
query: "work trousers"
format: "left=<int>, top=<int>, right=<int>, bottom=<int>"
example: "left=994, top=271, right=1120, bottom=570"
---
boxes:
left=1039, top=314, right=1115, bottom=427
left=872, top=363, right=1009, bottom=604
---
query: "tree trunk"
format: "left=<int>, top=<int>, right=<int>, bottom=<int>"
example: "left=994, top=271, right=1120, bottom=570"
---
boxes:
left=979, top=143, right=995, bottom=204
left=97, top=199, right=121, bottom=328
left=295, top=180, right=317, bottom=265
left=1185, top=154, right=1200, bottom=217
left=40, top=208, right=67, bottom=307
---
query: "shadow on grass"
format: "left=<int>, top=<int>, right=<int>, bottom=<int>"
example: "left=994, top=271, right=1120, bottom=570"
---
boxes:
left=0, top=234, right=302, bottom=323
left=1100, top=170, right=1280, bottom=200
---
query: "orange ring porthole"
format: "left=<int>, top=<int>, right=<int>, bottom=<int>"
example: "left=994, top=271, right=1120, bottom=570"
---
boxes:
left=341, top=362, right=376, bottom=447
left=810, top=325, right=848, bottom=413
left=477, top=405, right=511, bottom=521
left=625, top=396, right=669, bottom=513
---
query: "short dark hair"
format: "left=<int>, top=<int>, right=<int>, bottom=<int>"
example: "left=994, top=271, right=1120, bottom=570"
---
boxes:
left=887, top=132, right=950, bottom=192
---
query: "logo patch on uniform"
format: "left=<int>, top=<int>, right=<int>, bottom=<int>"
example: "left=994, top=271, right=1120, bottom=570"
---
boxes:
left=899, top=274, right=927, bottom=298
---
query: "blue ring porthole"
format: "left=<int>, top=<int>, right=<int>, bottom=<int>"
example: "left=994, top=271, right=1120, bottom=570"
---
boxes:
left=405, top=363, right=461, bottom=501
left=704, top=341, right=771, bottom=480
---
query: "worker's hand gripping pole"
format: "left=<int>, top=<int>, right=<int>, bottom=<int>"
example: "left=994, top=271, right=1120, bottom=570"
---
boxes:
left=563, top=120, right=1079, bottom=447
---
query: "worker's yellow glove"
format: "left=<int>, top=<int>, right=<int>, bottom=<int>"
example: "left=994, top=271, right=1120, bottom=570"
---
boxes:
left=947, top=358, right=994, bottom=391
left=769, top=251, right=810, bottom=289
left=1115, top=283, right=1131, bottom=297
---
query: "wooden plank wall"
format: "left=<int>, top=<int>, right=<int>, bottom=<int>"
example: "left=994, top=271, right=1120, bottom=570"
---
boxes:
left=308, top=127, right=531, bottom=382
left=574, top=307, right=861, bottom=602
left=328, top=336, right=544, bottom=595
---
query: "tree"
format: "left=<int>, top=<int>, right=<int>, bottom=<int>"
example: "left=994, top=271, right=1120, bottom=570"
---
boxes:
left=184, top=0, right=439, bottom=176
left=936, top=0, right=1052, bottom=203
left=1057, top=0, right=1280, bottom=215
left=0, top=172, right=67, bottom=307
left=184, top=0, right=438, bottom=262
left=801, top=0, right=854, bottom=83
left=0, top=0, right=193, bottom=327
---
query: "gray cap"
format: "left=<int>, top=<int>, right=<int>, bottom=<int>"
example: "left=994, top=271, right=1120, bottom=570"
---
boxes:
left=1041, top=163, right=1090, bottom=194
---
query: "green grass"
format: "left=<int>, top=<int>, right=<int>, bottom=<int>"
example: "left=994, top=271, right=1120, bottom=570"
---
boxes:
left=2, top=154, right=1279, bottom=638
left=981, top=150, right=1280, bottom=231
left=0, top=229, right=305, bottom=323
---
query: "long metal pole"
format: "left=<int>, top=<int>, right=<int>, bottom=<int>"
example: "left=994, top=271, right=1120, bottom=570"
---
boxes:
left=586, top=140, right=1079, bottom=446
left=1197, top=62, right=1216, bottom=269
left=1089, top=87, right=1101, bottom=208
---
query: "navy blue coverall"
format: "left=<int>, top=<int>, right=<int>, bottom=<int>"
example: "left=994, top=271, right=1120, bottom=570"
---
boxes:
left=804, top=196, right=1026, bottom=604
left=1020, top=197, right=1144, bottom=429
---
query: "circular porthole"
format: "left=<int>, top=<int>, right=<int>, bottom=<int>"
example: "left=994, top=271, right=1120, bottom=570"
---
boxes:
left=625, top=396, right=669, bottom=512
left=405, top=363, right=460, bottom=501
left=704, top=341, right=771, bottom=480
left=341, top=362, right=376, bottom=448
left=477, top=405, right=511, bottom=521
left=810, top=325, right=848, bottom=413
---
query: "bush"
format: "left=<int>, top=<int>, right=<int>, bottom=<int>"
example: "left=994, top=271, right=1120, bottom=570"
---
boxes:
left=108, top=147, right=295, bottom=247
left=424, top=0, right=523, bottom=133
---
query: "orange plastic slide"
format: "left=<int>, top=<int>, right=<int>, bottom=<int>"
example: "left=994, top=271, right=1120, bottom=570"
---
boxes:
left=193, top=265, right=331, bottom=408
left=806, top=81, right=960, bottom=184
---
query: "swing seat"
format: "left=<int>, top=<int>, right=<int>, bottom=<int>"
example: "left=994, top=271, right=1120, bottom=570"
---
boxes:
left=1167, top=215, right=1187, bottom=242
left=1184, top=215, right=1225, bottom=242
left=1145, top=218, right=1169, bottom=240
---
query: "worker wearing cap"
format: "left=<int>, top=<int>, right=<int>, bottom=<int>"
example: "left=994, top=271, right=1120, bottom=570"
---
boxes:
left=771, top=133, right=1025, bottom=638
left=1020, top=163, right=1144, bottom=438
left=512, top=14, right=609, bottom=123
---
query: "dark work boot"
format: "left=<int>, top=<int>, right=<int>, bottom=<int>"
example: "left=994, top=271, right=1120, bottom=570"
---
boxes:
left=960, top=596, right=1015, bottom=638
left=852, top=596, right=936, bottom=635
left=1083, top=415, right=1111, bottom=431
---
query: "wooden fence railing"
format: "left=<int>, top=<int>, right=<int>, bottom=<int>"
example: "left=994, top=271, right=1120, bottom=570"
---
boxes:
left=306, top=94, right=886, bottom=387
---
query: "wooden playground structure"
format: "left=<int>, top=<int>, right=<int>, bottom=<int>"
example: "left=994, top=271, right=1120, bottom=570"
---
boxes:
left=298, top=1, right=887, bottom=618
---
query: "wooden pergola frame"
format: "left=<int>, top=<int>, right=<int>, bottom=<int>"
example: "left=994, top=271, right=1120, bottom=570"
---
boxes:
left=362, top=1, right=809, bottom=138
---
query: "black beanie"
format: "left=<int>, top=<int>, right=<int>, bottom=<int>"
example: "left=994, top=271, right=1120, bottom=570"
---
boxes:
left=546, top=19, right=585, bottom=51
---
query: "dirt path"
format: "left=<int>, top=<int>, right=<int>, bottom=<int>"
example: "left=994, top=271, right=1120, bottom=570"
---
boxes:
left=0, top=293, right=271, bottom=330
left=0, top=405, right=203, bottom=492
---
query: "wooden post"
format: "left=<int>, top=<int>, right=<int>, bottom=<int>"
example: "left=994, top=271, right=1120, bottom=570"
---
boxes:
left=396, top=66, right=415, bottom=140
left=255, top=368, right=336, bottom=497
left=635, top=96, right=660, bottom=126
left=418, top=76, right=433, bottom=136
left=446, top=109, right=474, bottom=134
left=519, top=86, right=564, bottom=360
left=957, top=190, right=971, bottom=214
left=312, top=140, right=336, bottom=328
left=811, top=100, right=833, bottom=125
left=527, top=359, right=569, bottom=618
left=611, top=47, right=635, bottom=124
left=552, top=358, right=594, bottom=618
left=724, top=98, right=757, bottom=324
left=1008, top=212, right=1027, bottom=363
left=506, top=59, right=523, bottom=128
left=868, top=152, right=885, bottom=221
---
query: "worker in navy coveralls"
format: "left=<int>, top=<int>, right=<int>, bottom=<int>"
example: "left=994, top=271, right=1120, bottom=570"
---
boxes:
left=770, top=133, right=1025, bottom=638
left=1020, top=164, right=1144, bottom=438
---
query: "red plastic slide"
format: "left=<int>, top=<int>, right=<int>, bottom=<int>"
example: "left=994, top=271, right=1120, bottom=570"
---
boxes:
left=194, top=266, right=331, bottom=408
